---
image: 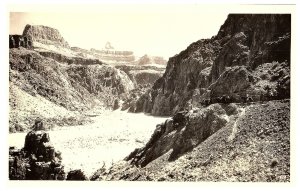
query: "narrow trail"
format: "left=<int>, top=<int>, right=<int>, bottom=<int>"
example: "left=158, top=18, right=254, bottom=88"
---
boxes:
left=228, top=107, right=246, bottom=142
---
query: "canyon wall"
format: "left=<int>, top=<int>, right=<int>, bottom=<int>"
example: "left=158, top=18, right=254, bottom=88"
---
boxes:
left=134, top=14, right=290, bottom=116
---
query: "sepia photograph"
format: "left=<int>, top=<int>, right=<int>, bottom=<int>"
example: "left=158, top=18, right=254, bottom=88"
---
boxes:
left=4, top=1, right=296, bottom=185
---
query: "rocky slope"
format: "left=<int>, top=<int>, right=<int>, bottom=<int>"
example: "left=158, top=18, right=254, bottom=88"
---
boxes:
left=9, top=24, right=167, bottom=132
left=9, top=47, right=134, bottom=131
left=134, top=14, right=290, bottom=116
left=91, top=14, right=290, bottom=182
left=93, top=100, right=289, bottom=181
left=9, top=25, right=137, bottom=132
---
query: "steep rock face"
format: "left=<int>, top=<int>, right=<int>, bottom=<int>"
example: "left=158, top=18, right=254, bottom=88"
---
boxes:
left=23, top=24, right=69, bottom=48
left=212, top=14, right=291, bottom=82
left=115, top=65, right=165, bottom=86
left=136, top=39, right=221, bottom=116
left=9, top=35, right=32, bottom=49
left=126, top=104, right=232, bottom=167
left=135, top=14, right=290, bottom=116
left=114, top=65, right=165, bottom=111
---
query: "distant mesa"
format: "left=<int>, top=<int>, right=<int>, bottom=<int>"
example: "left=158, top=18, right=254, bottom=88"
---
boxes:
left=90, top=41, right=136, bottom=63
left=9, top=24, right=166, bottom=66
left=136, top=54, right=167, bottom=65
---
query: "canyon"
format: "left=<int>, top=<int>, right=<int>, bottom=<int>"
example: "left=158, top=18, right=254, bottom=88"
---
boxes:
left=9, top=14, right=290, bottom=181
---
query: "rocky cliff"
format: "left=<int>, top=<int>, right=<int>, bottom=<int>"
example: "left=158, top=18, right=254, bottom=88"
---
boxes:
left=9, top=24, right=137, bottom=132
left=23, top=24, right=70, bottom=48
left=9, top=24, right=166, bottom=132
left=134, top=14, right=290, bottom=116
left=9, top=35, right=32, bottom=49
left=91, top=14, right=291, bottom=182
left=9, top=47, right=134, bottom=131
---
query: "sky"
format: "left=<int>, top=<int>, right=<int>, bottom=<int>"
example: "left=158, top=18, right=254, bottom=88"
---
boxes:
left=9, top=5, right=230, bottom=58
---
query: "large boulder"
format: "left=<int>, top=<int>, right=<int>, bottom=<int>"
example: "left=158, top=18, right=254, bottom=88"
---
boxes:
left=9, top=119, right=66, bottom=180
left=66, top=170, right=88, bottom=180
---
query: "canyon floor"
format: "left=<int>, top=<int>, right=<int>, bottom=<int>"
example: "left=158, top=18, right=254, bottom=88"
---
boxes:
left=8, top=109, right=169, bottom=177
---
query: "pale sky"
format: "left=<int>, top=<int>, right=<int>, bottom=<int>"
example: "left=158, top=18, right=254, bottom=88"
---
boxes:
left=9, top=5, right=229, bottom=58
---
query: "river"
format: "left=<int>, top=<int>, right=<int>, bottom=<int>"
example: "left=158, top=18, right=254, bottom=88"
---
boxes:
left=8, top=110, right=169, bottom=177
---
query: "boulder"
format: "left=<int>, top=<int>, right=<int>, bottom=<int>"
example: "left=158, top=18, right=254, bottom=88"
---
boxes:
left=66, top=170, right=88, bottom=180
left=113, top=99, right=120, bottom=110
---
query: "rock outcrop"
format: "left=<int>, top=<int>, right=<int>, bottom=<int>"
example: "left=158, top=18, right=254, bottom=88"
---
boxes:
left=113, top=64, right=165, bottom=111
left=23, top=24, right=70, bottom=48
left=66, top=170, right=88, bottom=180
left=115, top=65, right=165, bottom=86
left=136, top=55, right=167, bottom=65
left=134, top=14, right=290, bottom=116
left=126, top=104, right=232, bottom=167
left=9, top=35, right=32, bottom=49
left=9, top=120, right=65, bottom=180
left=9, top=47, right=134, bottom=131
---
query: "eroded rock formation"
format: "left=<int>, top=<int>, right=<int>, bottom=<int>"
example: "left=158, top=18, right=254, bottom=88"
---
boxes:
left=9, top=120, right=65, bottom=180
left=9, top=35, right=32, bottom=49
left=23, top=24, right=70, bottom=48
left=9, top=47, right=134, bottom=132
left=134, top=14, right=290, bottom=116
left=126, top=104, right=234, bottom=167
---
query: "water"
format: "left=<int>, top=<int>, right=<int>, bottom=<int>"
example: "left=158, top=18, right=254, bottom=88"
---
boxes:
left=8, top=110, right=169, bottom=177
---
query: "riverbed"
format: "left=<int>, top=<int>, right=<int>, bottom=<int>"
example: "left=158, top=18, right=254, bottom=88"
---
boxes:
left=8, top=110, right=169, bottom=177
